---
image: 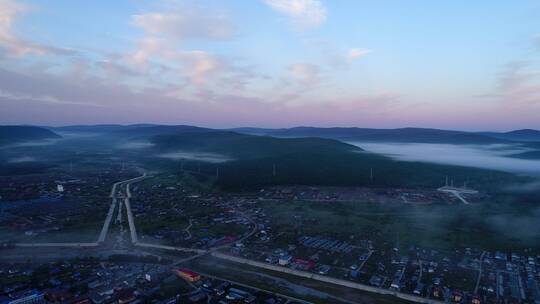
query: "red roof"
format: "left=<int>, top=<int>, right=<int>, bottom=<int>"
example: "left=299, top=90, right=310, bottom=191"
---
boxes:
left=177, top=268, right=199, bottom=278
left=293, top=258, right=315, bottom=267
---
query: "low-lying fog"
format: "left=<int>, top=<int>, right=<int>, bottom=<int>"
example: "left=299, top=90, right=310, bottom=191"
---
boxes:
left=349, top=142, right=540, bottom=176
left=116, top=141, right=155, bottom=149
left=158, top=151, right=232, bottom=163
left=7, top=156, right=37, bottom=163
left=55, top=131, right=101, bottom=138
left=0, top=138, right=61, bottom=149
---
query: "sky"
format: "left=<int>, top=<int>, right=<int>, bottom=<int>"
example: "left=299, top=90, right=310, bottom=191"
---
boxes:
left=0, top=0, right=539, bottom=130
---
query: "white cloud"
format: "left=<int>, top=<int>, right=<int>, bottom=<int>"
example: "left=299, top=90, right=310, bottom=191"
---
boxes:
left=128, top=37, right=167, bottom=66
left=263, top=0, right=327, bottom=29
left=132, top=6, right=234, bottom=41
left=126, top=40, right=224, bottom=85
left=127, top=4, right=238, bottom=86
left=0, top=0, right=40, bottom=56
left=180, top=51, right=223, bottom=85
left=0, top=0, right=75, bottom=57
left=287, top=63, right=322, bottom=89
left=346, top=48, right=371, bottom=62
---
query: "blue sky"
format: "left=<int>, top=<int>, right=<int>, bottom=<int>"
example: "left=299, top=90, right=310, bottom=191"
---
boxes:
left=1, top=0, right=540, bottom=130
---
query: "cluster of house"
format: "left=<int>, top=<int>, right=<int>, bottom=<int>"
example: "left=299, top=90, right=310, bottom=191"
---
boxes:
left=256, top=185, right=461, bottom=204
left=297, top=236, right=354, bottom=253
left=477, top=251, right=540, bottom=303
left=0, top=259, right=181, bottom=304
left=0, top=171, right=135, bottom=243
left=229, top=231, right=540, bottom=304
left=1, top=260, right=301, bottom=304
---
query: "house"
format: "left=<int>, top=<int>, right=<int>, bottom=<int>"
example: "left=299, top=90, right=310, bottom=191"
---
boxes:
left=117, top=291, right=136, bottom=304
left=432, top=286, right=444, bottom=299
left=413, top=283, right=424, bottom=295
left=278, top=255, right=292, bottom=266
left=89, top=292, right=106, bottom=304
left=292, top=258, right=315, bottom=270
left=7, top=290, right=46, bottom=304
left=88, top=280, right=104, bottom=289
left=172, top=268, right=200, bottom=282
left=451, top=291, right=463, bottom=302
left=390, top=277, right=401, bottom=290
left=369, top=275, right=383, bottom=287
left=44, top=289, right=72, bottom=302
left=495, top=251, right=507, bottom=261
left=188, top=291, right=206, bottom=302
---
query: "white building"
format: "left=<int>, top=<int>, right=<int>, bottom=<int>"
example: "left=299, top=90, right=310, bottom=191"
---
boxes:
left=278, top=255, right=292, bottom=266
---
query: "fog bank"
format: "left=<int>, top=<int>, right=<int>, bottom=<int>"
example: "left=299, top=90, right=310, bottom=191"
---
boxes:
left=350, top=142, right=540, bottom=176
left=158, top=151, right=232, bottom=163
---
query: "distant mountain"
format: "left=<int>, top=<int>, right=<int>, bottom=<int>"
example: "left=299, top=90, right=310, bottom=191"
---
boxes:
left=114, top=125, right=213, bottom=138
left=139, top=128, right=523, bottom=191
left=0, top=124, right=525, bottom=190
left=149, top=130, right=362, bottom=159
left=233, top=127, right=507, bottom=144
left=51, top=124, right=215, bottom=139
left=479, top=129, right=540, bottom=142
left=0, top=126, right=61, bottom=146
left=52, top=124, right=158, bottom=133
left=229, top=127, right=279, bottom=136
left=54, top=124, right=540, bottom=144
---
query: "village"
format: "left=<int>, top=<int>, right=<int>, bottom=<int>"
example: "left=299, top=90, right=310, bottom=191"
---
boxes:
left=0, top=258, right=304, bottom=304
left=0, top=172, right=539, bottom=304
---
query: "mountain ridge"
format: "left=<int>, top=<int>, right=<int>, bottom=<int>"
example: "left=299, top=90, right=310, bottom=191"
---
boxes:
left=231, top=126, right=518, bottom=144
left=0, top=125, right=61, bottom=146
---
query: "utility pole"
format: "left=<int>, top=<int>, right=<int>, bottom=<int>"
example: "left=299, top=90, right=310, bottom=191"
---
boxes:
left=445, top=176, right=448, bottom=187
left=396, top=229, right=400, bottom=250
left=272, top=164, right=276, bottom=177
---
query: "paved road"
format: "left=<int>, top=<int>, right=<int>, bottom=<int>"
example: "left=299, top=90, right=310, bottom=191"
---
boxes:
left=183, top=219, right=194, bottom=240
left=8, top=174, right=148, bottom=248
left=474, top=251, right=486, bottom=293
left=192, top=269, right=315, bottom=304
left=447, top=190, right=470, bottom=204
left=98, top=197, right=117, bottom=243
left=211, top=252, right=445, bottom=304
left=136, top=242, right=206, bottom=254
left=119, top=174, right=149, bottom=245
left=98, top=175, right=147, bottom=243
left=437, top=186, right=477, bottom=205
left=14, top=242, right=99, bottom=247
